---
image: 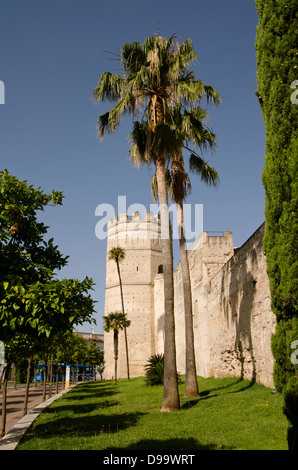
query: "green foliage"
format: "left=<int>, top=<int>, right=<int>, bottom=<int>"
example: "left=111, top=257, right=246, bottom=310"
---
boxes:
left=108, top=247, right=125, bottom=263
left=144, top=354, right=165, bottom=386
left=0, top=170, right=96, bottom=361
left=93, top=33, right=220, bottom=163
left=103, top=312, right=131, bottom=332
left=144, top=354, right=182, bottom=386
left=255, top=0, right=298, bottom=449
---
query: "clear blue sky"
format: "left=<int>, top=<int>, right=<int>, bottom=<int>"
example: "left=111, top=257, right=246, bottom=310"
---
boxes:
left=0, top=0, right=266, bottom=334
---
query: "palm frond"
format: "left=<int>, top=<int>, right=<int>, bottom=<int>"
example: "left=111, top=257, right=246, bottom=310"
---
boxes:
left=108, top=247, right=125, bottom=262
left=97, top=93, right=136, bottom=140
left=103, top=312, right=131, bottom=332
left=189, top=153, right=219, bottom=186
left=92, top=72, right=125, bottom=103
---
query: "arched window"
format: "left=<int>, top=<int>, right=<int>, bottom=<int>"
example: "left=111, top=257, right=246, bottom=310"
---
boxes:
left=158, top=264, right=163, bottom=274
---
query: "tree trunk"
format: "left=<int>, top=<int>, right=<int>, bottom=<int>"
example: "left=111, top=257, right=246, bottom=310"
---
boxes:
left=0, top=361, right=12, bottom=438
left=13, top=363, right=17, bottom=389
left=42, top=361, right=47, bottom=402
left=34, top=362, right=37, bottom=387
left=48, top=354, right=53, bottom=399
left=116, top=261, right=130, bottom=380
left=23, top=357, right=32, bottom=417
left=176, top=200, right=199, bottom=397
left=72, top=365, right=75, bottom=385
left=0, top=367, right=5, bottom=389
left=114, top=329, right=118, bottom=383
left=155, top=158, right=180, bottom=412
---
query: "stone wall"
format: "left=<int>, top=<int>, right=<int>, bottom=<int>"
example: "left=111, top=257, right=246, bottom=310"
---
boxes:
left=173, top=223, right=276, bottom=388
left=104, top=213, right=276, bottom=388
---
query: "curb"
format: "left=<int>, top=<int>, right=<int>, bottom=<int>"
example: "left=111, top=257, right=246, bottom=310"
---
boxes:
left=0, top=384, right=78, bottom=450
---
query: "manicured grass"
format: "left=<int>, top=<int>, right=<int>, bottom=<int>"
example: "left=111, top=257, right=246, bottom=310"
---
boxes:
left=17, top=376, right=288, bottom=450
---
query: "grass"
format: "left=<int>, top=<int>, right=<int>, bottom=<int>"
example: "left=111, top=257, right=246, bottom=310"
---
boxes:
left=17, top=376, right=288, bottom=450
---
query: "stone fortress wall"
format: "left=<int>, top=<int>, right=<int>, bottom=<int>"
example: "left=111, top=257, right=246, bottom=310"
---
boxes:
left=104, top=212, right=276, bottom=388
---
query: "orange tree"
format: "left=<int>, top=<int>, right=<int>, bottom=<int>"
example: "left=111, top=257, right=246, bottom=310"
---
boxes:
left=0, top=170, right=96, bottom=436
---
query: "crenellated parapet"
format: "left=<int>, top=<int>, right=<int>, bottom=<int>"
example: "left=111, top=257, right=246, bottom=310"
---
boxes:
left=107, top=212, right=161, bottom=250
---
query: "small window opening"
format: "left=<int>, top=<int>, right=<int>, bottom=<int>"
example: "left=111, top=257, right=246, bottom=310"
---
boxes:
left=158, top=264, right=163, bottom=274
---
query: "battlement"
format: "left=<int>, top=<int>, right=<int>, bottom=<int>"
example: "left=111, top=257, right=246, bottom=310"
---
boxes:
left=107, top=212, right=161, bottom=244
left=108, top=211, right=160, bottom=227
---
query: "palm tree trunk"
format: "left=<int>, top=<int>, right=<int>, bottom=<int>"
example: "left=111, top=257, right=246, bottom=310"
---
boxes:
left=176, top=200, right=199, bottom=397
left=155, top=158, right=180, bottom=412
left=23, top=356, right=32, bottom=417
left=0, top=361, right=12, bottom=438
left=114, top=329, right=118, bottom=383
left=116, top=261, right=130, bottom=380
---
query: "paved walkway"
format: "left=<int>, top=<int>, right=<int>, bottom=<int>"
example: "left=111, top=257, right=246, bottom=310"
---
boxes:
left=0, top=383, right=65, bottom=437
left=0, top=382, right=74, bottom=450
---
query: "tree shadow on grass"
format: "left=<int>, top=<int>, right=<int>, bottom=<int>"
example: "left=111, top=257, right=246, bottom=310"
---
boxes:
left=21, top=411, right=146, bottom=445
left=199, top=377, right=256, bottom=400
left=44, top=399, right=120, bottom=415
left=62, top=388, right=118, bottom=401
left=106, top=438, right=234, bottom=450
left=58, top=382, right=119, bottom=403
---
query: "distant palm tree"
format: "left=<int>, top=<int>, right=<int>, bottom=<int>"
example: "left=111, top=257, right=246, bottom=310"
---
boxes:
left=108, top=247, right=130, bottom=379
left=103, top=312, right=131, bottom=382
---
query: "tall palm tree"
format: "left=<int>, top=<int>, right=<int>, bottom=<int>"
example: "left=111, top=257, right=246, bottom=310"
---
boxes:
left=93, top=34, right=215, bottom=412
left=108, top=247, right=130, bottom=380
left=170, top=105, right=219, bottom=397
left=136, top=103, right=220, bottom=397
left=103, top=312, right=131, bottom=383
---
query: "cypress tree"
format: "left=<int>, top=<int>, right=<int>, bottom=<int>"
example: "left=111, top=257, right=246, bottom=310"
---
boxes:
left=255, top=0, right=298, bottom=450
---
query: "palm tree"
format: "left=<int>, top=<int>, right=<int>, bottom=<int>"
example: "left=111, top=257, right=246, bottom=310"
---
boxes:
left=170, top=105, right=219, bottom=397
left=137, top=103, right=220, bottom=397
left=93, top=34, right=214, bottom=412
left=103, top=312, right=131, bottom=383
left=108, top=247, right=130, bottom=380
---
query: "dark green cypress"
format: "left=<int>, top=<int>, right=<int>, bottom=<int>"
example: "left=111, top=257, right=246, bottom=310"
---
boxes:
left=255, top=0, right=298, bottom=449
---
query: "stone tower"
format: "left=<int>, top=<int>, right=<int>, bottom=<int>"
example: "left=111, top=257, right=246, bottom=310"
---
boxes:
left=104, top=212, right=163, bottom=379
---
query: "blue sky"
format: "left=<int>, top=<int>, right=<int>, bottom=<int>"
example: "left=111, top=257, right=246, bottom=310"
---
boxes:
left=0, top=0, right=266, bottom=334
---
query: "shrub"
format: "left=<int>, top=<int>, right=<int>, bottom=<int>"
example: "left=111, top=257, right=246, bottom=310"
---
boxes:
left=144, top=354, right=183, bottom=386
left=144, top=354, right=165, bottom=386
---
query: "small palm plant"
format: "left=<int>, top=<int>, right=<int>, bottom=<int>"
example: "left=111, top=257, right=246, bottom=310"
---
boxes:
left=144, top=354, right=165, bottom=386
left=103, top=312, right=131, bottom=383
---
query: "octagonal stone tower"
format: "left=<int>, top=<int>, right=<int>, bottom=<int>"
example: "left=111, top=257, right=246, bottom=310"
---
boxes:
left=104, top=212, right=163, bottom=379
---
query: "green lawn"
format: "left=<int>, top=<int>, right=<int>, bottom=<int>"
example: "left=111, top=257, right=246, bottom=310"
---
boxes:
left=17, top=376, right=288, bottom=450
